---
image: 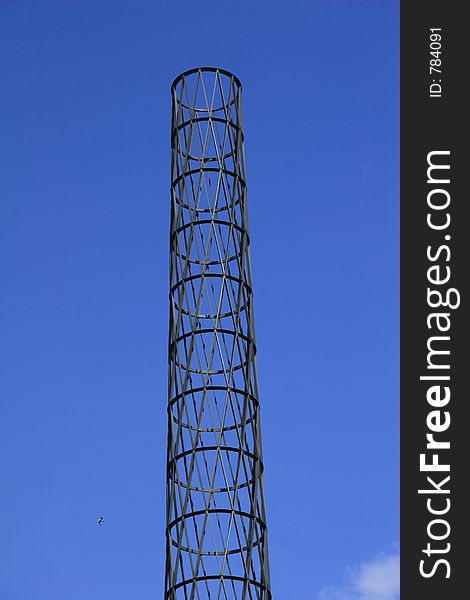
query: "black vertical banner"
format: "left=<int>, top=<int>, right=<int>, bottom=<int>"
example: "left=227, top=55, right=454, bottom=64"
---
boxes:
left=401, top=2, right=468, bottom=599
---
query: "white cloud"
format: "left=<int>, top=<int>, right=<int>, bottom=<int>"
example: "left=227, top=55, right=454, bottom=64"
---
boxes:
left=318, top=551, right=400, bottom=600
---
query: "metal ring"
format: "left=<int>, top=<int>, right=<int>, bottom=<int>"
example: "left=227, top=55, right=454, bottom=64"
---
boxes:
left=167, top=508, right=266, bottom=556
left=171, top=166, right=246, bottom=189
left=172, top=117, right=242, bottom=163
left=165, top=575, right=271, bottom=599
left=168, top=445, right=263, bottom=492
left=172, top=116, right=243, bottom=139
left=171, top=219, right=249, bottom=266
left=171, top=167, right=245, bottom=213
left=168, top=385, right=258, bottom=432
left=171, top=67, right=242, bottom=93
left=171, top=273, right=251, bottom=319
left=170, top=328, right=255, bottom=375
left=171, top=67, right=242, bottom=113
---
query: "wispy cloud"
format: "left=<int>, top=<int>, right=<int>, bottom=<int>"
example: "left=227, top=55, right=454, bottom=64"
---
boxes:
left=318, top=551, right=400, bottom=600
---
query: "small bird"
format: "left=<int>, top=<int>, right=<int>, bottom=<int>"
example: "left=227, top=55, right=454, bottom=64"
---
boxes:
left=98, top=516, right=104, bottom=526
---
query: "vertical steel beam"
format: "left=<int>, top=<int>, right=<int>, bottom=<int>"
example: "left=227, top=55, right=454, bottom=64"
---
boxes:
left=166, top=67, right=271, bottom=599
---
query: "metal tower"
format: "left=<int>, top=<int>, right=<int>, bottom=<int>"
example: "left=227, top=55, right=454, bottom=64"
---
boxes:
left=166, top=67, right=272, bottom=599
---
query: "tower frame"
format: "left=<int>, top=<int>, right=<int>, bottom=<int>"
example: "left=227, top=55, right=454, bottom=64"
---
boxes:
left=166, top=67, right=272, bottom=600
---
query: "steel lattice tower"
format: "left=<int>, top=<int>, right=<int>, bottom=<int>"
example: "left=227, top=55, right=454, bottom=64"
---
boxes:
left=166, top=67, right=272, bottom=599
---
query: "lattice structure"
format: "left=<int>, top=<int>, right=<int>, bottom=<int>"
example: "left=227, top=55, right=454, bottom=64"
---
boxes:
left=166, top=68, right=272, bottom=599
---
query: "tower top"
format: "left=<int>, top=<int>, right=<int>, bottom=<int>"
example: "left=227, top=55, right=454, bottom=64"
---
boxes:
left=171, top=67, right=242, bottom=93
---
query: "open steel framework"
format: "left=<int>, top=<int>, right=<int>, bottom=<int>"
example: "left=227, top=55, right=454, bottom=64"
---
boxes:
left=166, top=67, right=272, bottom=599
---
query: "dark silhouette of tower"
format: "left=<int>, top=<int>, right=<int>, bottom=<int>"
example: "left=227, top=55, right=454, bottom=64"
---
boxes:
left=166, top=67, right=272, bottom=599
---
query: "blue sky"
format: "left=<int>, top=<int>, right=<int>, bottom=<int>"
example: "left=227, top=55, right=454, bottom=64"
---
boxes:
left=0, top=1, right=399, bottom=598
